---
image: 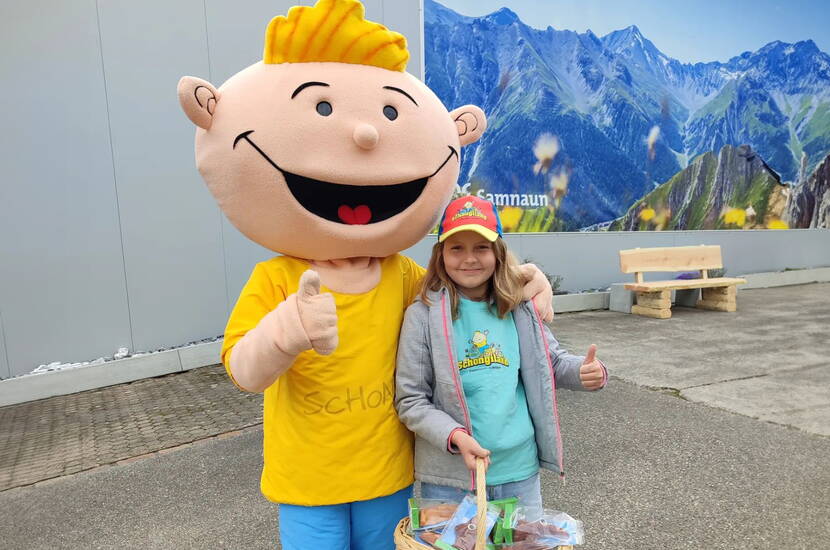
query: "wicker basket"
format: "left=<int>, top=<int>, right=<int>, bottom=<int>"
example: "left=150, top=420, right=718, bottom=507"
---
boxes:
left=394, top=458, right=489, bottom=550
left=393, top=458, right=573, bottom=549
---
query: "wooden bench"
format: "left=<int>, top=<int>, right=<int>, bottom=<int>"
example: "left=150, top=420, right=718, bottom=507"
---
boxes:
left=619, top=245, right=747, bottom=319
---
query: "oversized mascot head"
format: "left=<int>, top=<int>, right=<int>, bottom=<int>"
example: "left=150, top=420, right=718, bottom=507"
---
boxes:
left=178, top=0, right=486, bottom=260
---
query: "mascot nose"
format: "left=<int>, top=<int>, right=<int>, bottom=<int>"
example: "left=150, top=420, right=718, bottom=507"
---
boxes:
left=353, top=123, right=379, bottom=150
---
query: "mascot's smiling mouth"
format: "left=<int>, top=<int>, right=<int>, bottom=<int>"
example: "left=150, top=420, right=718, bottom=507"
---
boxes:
left=234, top=130, right=458, bottom=225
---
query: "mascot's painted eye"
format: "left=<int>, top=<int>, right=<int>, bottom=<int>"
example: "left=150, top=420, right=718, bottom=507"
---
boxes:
left=383, top=105, right=398, bottom=121
left=316, top=101, right=333, bottom=116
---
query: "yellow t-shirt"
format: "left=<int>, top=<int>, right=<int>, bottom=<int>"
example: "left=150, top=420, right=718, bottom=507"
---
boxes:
left=221, top=254, right=425, bottom=505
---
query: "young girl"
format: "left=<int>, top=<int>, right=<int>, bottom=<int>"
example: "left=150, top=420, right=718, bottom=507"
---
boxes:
left=395, top=196, right=607, bottom=517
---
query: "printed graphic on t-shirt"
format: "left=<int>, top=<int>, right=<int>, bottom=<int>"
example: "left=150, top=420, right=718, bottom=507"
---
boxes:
left=458, top=329, right=511, bottom=371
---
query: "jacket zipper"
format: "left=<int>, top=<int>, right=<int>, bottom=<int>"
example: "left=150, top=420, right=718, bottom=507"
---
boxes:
left=531, top=301, right=566, bottom=482
left=440, top=293, right=477, bottom=491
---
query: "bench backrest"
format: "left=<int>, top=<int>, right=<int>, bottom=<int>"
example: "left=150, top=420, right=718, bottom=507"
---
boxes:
left=619, top=245, right=723, bottom=274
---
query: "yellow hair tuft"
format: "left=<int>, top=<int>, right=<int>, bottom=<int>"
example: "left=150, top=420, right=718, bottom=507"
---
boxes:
left=263, top=0, right=409, bottom=71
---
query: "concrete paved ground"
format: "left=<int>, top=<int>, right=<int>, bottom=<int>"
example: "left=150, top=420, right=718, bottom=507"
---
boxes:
left=554, top=283, right=830, bottom=437
left=1, top=380, right=826, bottom=549
left=0, top=283, right=827, bottom=549
left=0, top=366, right=262, bottom=491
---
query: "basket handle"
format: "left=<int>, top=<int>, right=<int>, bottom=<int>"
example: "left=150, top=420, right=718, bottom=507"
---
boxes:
left=475, top=457, right=487, bottom=550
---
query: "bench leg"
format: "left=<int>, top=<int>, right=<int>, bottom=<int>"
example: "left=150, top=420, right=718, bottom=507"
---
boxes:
left=632, top=290, right=671, bottom=319
left=696, top=286, right=737, bottom=312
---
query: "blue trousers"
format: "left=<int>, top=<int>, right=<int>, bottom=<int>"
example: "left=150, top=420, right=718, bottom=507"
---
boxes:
left=278, top=485, right=413, bottom=550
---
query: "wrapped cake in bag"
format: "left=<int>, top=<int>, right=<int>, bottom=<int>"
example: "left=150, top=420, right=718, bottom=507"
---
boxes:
left=434, top=494, right=500, bottom=550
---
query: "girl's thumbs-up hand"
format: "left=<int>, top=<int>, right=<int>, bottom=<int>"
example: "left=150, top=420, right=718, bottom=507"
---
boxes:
left=579, top=344, right=605, bottom=390
left=296, top=270, right=339, bottom=355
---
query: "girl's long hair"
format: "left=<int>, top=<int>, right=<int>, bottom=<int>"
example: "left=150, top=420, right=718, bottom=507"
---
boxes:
left=420, top=237, right=525, bottom=319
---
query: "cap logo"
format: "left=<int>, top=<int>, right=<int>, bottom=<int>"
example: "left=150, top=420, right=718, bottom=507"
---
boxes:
left=451, top=202, right=488, bottom=222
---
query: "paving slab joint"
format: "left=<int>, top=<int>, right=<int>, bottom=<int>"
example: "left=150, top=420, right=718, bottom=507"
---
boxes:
left=643, top=385, right=687, bottom=400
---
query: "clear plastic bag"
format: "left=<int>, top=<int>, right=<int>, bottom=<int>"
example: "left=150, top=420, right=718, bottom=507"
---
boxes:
left=509, top=508, right=584, bottom=547
left=408, top=497, right=460, bottom=532
left=434, top=494, right=500, bottom=550
left=496, top=541, right=559, bottom=549
left=415, top=529, right=443, bottom=547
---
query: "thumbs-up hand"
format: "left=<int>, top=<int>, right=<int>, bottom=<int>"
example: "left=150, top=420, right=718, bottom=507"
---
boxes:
left=296, top=270, right=338, bottom=355
left=579, top=344, right=605, bottom=390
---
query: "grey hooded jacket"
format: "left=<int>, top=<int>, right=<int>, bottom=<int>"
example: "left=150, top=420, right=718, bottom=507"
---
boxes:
left=395, top=287, right=605, bottom=490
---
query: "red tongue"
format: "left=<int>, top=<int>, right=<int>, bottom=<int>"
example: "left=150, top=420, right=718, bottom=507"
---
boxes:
left=337, top=205, right=372, bottom=225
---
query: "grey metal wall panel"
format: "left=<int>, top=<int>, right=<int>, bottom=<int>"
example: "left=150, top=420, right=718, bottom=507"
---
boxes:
left=382, top=0, right=424, bottom=79
left=222, top=220, right=278, bottom=316
left=761, top=230, right=825, bottom=271
left=204, top=0, right=314, bottom=85
left=202, top=0, right=312, bottom=312
left=671, top=230, right=820, bottom=276
left=673, top=231, right=763, bottom=275
left=0, top=308, right=9, bottom=380
left=403, top=236, right=435, bottom=267
left=0, top=0, right=132, bottom=376
left=800, top=230, right=830, bottom=268
left=361, top=0, right=383, bottom=21
left=97, top=0, right=227, bottom=351
left=515, top=231, right=677, bottom=291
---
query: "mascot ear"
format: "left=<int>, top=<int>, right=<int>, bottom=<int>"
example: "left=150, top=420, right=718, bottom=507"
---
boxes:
left=177, top=76, right=219, bottom=130
left=450, top=105, right=487, bottom=146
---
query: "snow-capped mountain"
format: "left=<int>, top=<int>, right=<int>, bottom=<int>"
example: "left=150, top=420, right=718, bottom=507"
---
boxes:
left=425, top=0, right=830, bottom=228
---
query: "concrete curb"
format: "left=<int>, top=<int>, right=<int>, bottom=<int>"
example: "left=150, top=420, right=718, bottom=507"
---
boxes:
left=554, top=291, right=610, bottom=313
left=0, top=341, right=222, bottom=408
left=740, top=267, right=830, bottom=289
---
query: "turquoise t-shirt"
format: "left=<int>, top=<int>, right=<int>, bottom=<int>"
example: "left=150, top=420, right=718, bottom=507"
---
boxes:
left=453, top=297, right=539, bottom=485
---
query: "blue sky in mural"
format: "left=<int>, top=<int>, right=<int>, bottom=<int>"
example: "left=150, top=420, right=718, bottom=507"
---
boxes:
left=440, top=0, right=830, bottom=63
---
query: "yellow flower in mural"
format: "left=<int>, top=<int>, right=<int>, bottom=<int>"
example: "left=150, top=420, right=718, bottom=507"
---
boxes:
left=723, top=208, right=746, bottom=227
left=500, top=206, right=523, bottom=232
left=767, top=219, right=789, bottom=230
left=639, top=208, right=656, bottom=222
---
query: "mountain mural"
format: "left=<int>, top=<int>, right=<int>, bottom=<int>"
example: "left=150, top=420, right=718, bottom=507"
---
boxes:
left=425, top=0, right=830, bottom=229
left=610, top=144, right=788, bottom=231
left=787, top=153, right=830, bottom=228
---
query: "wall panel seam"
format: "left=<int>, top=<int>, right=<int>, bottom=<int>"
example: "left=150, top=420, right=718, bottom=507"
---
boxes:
left=94, top=0, right=135, bottom=353
left=0, top=307, right=10, bottom=379
left=418, top=0, right=425, bottom=79
left=202, top=0, right=233, bottom=315
left=202, top=0, right=215, bottom=83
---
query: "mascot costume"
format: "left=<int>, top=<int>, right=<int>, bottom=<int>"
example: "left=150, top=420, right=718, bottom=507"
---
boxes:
left=177, top=1, right=553, bottom=547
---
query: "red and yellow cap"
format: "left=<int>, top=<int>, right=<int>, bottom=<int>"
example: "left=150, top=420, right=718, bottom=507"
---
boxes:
left=438, top=196, right=503, bottom=242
